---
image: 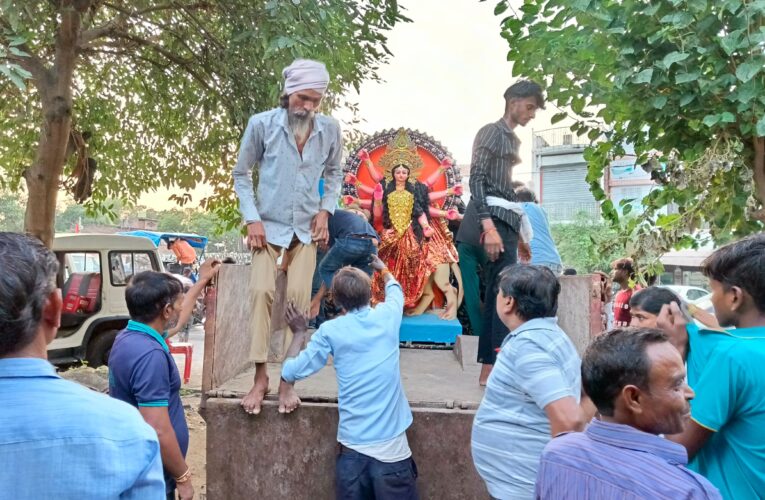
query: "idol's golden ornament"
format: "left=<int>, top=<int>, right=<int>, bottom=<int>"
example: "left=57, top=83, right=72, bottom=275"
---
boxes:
left=379, top=128, right=424, bottom=181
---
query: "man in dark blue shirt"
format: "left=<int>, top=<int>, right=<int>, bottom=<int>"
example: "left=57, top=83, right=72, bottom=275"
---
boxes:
left=309, top=207, right=379, bottom=319
left=109, top=265, right=217, bottom=500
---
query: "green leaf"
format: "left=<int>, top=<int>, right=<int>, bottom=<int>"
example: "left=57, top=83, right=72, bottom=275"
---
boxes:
left=736, top=61, right=761, bottom=82
left=657, top=214, right=681, bottom=227
left=652, top=95, right=668, bottom=109
left=756, top=115, right=765, bottom=136
left=634, top=68, right=653, bottom=84
left=660, top=12, right=693, bottom=28
left=679, top=94, right=695, bottom=106
left=494, top=1, right=509, bottom=15
left=675, top=71, right=700, bottom=84
left=551, top=112, right=567, bottom=124
left=662, top=51, right=689, bottom=68
left=720, top=31, right=742, bottom=56
left=735, top=81, right=759, bottom=103
left=720, top=111, right=735, bottom=123
left=703, top=114, right=720, bottom=127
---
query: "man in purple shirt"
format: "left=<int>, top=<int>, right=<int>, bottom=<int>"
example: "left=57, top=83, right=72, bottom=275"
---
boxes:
left=535, top=328, right=720, bottom=500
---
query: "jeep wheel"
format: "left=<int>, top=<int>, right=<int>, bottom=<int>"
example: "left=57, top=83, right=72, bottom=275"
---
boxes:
left=86, top=329, right=118, bottom=368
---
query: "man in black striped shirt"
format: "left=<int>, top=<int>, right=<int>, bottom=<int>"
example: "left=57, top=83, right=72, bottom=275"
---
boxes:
left=456, top=80, right=545, bottom=384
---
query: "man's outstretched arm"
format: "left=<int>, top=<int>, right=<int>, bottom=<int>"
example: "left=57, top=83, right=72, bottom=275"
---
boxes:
left=278, top=302, right=332, bottom=413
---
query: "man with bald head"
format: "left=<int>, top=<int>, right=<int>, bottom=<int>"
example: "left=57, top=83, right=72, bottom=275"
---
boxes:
left=234, top=58, right=343, bottom=415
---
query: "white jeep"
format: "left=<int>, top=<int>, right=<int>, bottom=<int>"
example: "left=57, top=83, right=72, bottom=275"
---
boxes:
left=48, top=234, right=164, bottom=367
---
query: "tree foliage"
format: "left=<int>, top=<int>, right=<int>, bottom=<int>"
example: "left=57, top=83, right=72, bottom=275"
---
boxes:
left=489, top=0, right=765, bottom=264
left=0, top=191, right=24, bottom=232
left=0, top=0, right=408, bottom=245
left=551, top=212, right=622, bottom=273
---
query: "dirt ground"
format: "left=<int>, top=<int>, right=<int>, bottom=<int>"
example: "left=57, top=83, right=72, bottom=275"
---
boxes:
left=183, top=394, right=207, bottom=499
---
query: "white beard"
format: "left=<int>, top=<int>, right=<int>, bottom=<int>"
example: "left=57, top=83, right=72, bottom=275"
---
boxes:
left=289, top=111, right=314, bottom=143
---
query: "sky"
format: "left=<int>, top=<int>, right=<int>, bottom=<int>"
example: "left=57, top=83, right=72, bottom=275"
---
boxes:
left=140, top=0, right=564, bottom=209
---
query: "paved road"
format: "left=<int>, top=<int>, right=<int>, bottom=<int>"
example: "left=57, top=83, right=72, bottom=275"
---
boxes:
left=171, top=324, right=205, bottom=390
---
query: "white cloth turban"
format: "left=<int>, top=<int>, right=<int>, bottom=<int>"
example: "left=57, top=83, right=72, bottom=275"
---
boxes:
left=282, top=59, right=330, bottom=96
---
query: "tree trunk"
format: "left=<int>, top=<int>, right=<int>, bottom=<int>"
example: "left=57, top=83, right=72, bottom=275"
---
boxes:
left=752, top=137, right=765, bottom=222
left=23, top=2, right=85, bottom=247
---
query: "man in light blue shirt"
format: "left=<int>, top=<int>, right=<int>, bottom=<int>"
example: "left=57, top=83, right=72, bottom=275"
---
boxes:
left=0, top=232, right=165, bottom=499
left=279, top=256, right=418, bottom=499
left=233, top=58, right=344, bottom=415
left=471, top=265, right=592, bottom=499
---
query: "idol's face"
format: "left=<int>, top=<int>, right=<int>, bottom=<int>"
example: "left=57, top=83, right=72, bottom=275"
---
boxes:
left=393, top=166, right=410, bottom=184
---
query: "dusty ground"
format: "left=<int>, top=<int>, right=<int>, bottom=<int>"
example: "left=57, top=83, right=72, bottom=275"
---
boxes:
left=183, top=394, right=207, bottom=499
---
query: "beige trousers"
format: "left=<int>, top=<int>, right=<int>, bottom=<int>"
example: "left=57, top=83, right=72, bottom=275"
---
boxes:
left=248, top=241, right=316, bottom=363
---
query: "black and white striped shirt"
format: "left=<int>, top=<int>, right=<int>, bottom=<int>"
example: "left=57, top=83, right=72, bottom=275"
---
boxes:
left=468, top=118, right=522, bottom=231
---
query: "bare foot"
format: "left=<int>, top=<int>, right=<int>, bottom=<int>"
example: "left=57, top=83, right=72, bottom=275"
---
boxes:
left=439, top=301, right=457, bottom=320
left=479, top=363, right=493, bottom=386
left=278, top=380, right=301, bottom=414
left=241, top=377, right=269, bottom=415
left=438, top=285, right=458, bottom=320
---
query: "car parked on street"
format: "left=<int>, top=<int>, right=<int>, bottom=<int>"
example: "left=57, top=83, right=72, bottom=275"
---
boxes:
left=48, top=234, right=163, bottom=367
left=660, top=284, right=710, bottom=302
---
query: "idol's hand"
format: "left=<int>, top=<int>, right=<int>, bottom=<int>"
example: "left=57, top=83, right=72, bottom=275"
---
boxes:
left=445, top=208, right=460, bottom=221
left=449, top=184, right=463, bottom=196
left=343, top=195, right=357, bottom=206
left=344, top=173, right=358, bottom=185
left=373, top=183, right=383, bottom=201
left=358, top=149, right=370, bottom=162
left=439, top=157, right=453, bottom=171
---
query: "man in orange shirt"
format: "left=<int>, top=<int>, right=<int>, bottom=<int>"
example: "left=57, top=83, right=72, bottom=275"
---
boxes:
left=168, top=239, right=196, bottom=267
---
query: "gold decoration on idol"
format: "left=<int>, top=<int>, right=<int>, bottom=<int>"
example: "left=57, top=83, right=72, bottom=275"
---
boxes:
left=387, top=189, right=415, bottom=235
left=379, top=128, right=424, bottom=181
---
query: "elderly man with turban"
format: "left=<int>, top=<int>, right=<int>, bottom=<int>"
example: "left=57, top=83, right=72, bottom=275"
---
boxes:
left=233, top=58, right=343, bottom=415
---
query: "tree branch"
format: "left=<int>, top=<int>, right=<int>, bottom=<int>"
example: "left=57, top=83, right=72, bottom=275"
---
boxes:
left=79, top=13, right=127, bottom=47
left=103, top=2, right=212, bottom=17
left=753, top=136, right=765, bottom=211
left=108, top=31, right=217, bottom=94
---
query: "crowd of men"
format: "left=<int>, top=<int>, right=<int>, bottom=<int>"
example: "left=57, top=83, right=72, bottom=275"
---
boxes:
left=0, top=57, right=763, bottom=500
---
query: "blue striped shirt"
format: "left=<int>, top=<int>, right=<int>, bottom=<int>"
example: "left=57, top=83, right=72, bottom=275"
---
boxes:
left=535, top=419, right=721, bottom=499
left=471, top=317, right=581, bottom=499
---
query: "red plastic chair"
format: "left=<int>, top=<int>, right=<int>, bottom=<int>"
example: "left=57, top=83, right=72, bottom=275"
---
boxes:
left=167, top=340, right=193, bottom=385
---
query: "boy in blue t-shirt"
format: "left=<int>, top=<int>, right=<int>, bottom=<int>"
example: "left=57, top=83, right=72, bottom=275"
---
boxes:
left=514, top=187, right=562, bottom=274
left=658, top=233, right=765, bottom=499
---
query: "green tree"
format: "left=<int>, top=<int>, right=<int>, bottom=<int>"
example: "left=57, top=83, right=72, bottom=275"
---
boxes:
left=550, top=212, right=622, bottom=273
left=0, top=191, right=24, bottom=231
left=156, top=209, right=189, bottom=233
left=0, top=1, right=407, bottom=246
left=489, top=0, right=765, bottom=264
